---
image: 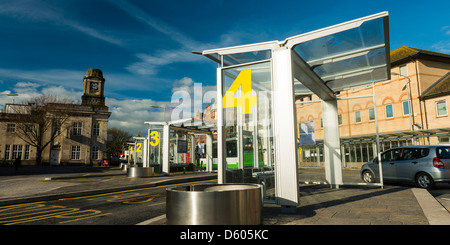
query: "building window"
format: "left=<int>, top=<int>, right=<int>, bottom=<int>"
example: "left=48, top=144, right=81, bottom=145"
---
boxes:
left=368, top=107, right=375, bottom=121
left=385, top=104, right=394, bottom=118
left=52, top=122, right=61, bottom=136
left=93, top=123, right=100, bottom=136
left=438, top=136, right=450, bottom=143
left=355, top=110, right=361, bottom=123
left=25, top=124, right=34, bottom=133
left=24, top=145, right=30, bottom=160
left=71, top=146, right=81, bottom=160
left=12, top=145, right=23, bottom=160
left=72, top=122, right=82, bottom=136
left=402, top=100, right=410, bottom=115
left=91, top=146, right=99, bottom=160
left=436, top=101, right=447, bottom=117
left=7, top=124, right=15, bottom=133
left=400, top=65, right=408, bottom=77
left=4, top=145, right=10, bottom=160
left=338, top=114, right=342, bottom=125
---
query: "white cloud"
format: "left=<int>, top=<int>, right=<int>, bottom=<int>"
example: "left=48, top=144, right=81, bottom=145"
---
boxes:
left=106, top=0, right=200, bottom=50
left=106, top=97, right=180, bottom=135
left=432, top=41, right=450, bottom=54
left=171, top=77, right=194, bottom=93
left=0, top=0, right=126, bottom=48
left=0, top=68, right=85, bottom=90
left=441, top=26, right=450, bottom=35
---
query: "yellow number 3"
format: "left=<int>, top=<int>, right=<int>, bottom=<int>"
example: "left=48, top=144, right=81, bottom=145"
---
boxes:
left=149, top=131, right=159, bottom=146
left=223, top=69, right=257, bottom=114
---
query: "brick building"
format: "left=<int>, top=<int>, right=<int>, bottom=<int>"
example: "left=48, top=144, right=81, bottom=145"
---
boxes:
left=297, top=46, right=450, bottom=168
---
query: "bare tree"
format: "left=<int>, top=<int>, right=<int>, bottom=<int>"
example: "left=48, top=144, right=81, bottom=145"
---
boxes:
left=7, top=95, right=73, bottom=165
left=106, top=127, right=133, bottom=157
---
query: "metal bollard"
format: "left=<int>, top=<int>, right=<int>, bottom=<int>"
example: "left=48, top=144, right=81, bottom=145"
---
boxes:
left=166, top=184, right=262, bottom=225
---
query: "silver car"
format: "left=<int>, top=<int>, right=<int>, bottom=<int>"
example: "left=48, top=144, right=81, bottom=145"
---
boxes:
left=361, top=145, right=450, bottom=189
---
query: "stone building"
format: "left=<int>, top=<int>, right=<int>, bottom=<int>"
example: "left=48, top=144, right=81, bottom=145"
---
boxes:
left=0, top=69, right=111, bottom=166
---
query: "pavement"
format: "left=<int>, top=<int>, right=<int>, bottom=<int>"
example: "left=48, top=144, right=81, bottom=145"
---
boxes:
left=1, top=165, right=450, bottom=225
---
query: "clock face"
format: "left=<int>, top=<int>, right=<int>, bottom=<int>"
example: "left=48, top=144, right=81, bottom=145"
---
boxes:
left=90, top=82, right=99, bottom=91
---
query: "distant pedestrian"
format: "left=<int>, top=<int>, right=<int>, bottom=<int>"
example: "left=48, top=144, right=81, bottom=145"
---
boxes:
left=14, top=157, right=21, bottom=171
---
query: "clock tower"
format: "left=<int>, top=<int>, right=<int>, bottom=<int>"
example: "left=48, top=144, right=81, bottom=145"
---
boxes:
left=82, top=68, right=106, bottom=106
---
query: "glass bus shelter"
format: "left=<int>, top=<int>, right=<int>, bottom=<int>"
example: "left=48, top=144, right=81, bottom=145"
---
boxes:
left=200, top=12, right=391, bottom=210
left=144, top=119, right=215, bottom=174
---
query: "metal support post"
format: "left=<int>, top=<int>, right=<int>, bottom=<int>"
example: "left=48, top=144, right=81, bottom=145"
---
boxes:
left=143, top=138, right=148, bottom=168
left=162, top=124, right=170, bottom=174
left=322, top=99, right=343, bottom=188
left=206, top=134, right=213, bottom=172
left=272, top=49, right=299, bottom=210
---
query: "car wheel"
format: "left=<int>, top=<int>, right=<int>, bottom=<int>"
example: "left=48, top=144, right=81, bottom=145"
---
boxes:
left=416, top=173, right=434, bottom=189
left=362, top=170, right=375, bottom=183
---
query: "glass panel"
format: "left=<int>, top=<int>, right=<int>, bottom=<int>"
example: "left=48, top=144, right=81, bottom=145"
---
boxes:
left=222, top=50, right=271, bottom=67
left=294, top=18, right=385, bottom=62
left=134, top=139, right=144, bottom=166
left=293, top=17, right=389, bottom=92
left=148, top=126, right=164, bottom=172
left=403, top=101, right=410, bottom=115
left=386, top=104, right=393, bottom=118
left=222, top=61, right=275, bottom=202
left=355, top=110, right=361, bottom=123
left=437, top=101, right=447, bottom=116
left=313, top=48, right=386, bottom=79
left=369, top=107, right=375, bottom=120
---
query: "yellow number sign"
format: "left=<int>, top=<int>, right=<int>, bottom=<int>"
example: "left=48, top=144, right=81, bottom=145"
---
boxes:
left=149, top=131, right=159, bottom=147
left=136, top=143, right=142, bottom=152
left=223, top=69, right=257, bottom=114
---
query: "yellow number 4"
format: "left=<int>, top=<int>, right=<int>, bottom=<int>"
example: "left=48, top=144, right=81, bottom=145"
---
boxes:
left=223, top=69, right=257, bottom=114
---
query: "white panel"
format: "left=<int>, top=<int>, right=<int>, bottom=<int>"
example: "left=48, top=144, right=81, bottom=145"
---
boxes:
left=216, top=67, right=226, bottom=184
left=322, top=99, right=343, bottom=187
left=206, top=134, right=213, bottom=172
left=272, top=49, right=299, bottom=207
left=162, top=125, right=170, bottom=174
left=143, top=138, right=148, bottom=168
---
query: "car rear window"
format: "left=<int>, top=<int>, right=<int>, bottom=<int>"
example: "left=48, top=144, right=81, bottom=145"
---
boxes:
left=436, top=147, right=450, bottom=159
left=401, top=148, right=429, bottom=160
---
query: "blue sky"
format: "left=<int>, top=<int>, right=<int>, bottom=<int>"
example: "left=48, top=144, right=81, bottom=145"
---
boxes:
left=0, top=0, right=449, bottom=135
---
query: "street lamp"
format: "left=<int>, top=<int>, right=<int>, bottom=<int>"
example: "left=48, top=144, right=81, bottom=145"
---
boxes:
left=392, top=72, right=413, bottom=131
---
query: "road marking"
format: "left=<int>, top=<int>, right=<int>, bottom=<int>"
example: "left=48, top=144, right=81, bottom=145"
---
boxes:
left=135, top=214, right=166, bottom=225
left=0, top=203, right=111, bottom=225
left=57, top=179, right=215, bottom=201
left=0, top=179, right=216, bottom=225
left=59, top=212, right=112, bottom=224
left=148, top=202, right=165, bottom=207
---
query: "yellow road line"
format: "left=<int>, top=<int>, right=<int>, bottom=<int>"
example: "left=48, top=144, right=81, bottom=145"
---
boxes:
left=57, top=179, right=215, bottom=201
left=0, top=179, right=215, bottom=225
left=148, top=202, right=165, bottom=207
left=59, top=213, right=112, bottom=224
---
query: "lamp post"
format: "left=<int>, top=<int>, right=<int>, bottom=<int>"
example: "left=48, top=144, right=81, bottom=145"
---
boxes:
left=392, top=72, right=413, bottom=131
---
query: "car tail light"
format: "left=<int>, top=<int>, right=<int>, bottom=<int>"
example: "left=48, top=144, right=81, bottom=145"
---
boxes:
left=433, top=157, right=445, bottom=169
